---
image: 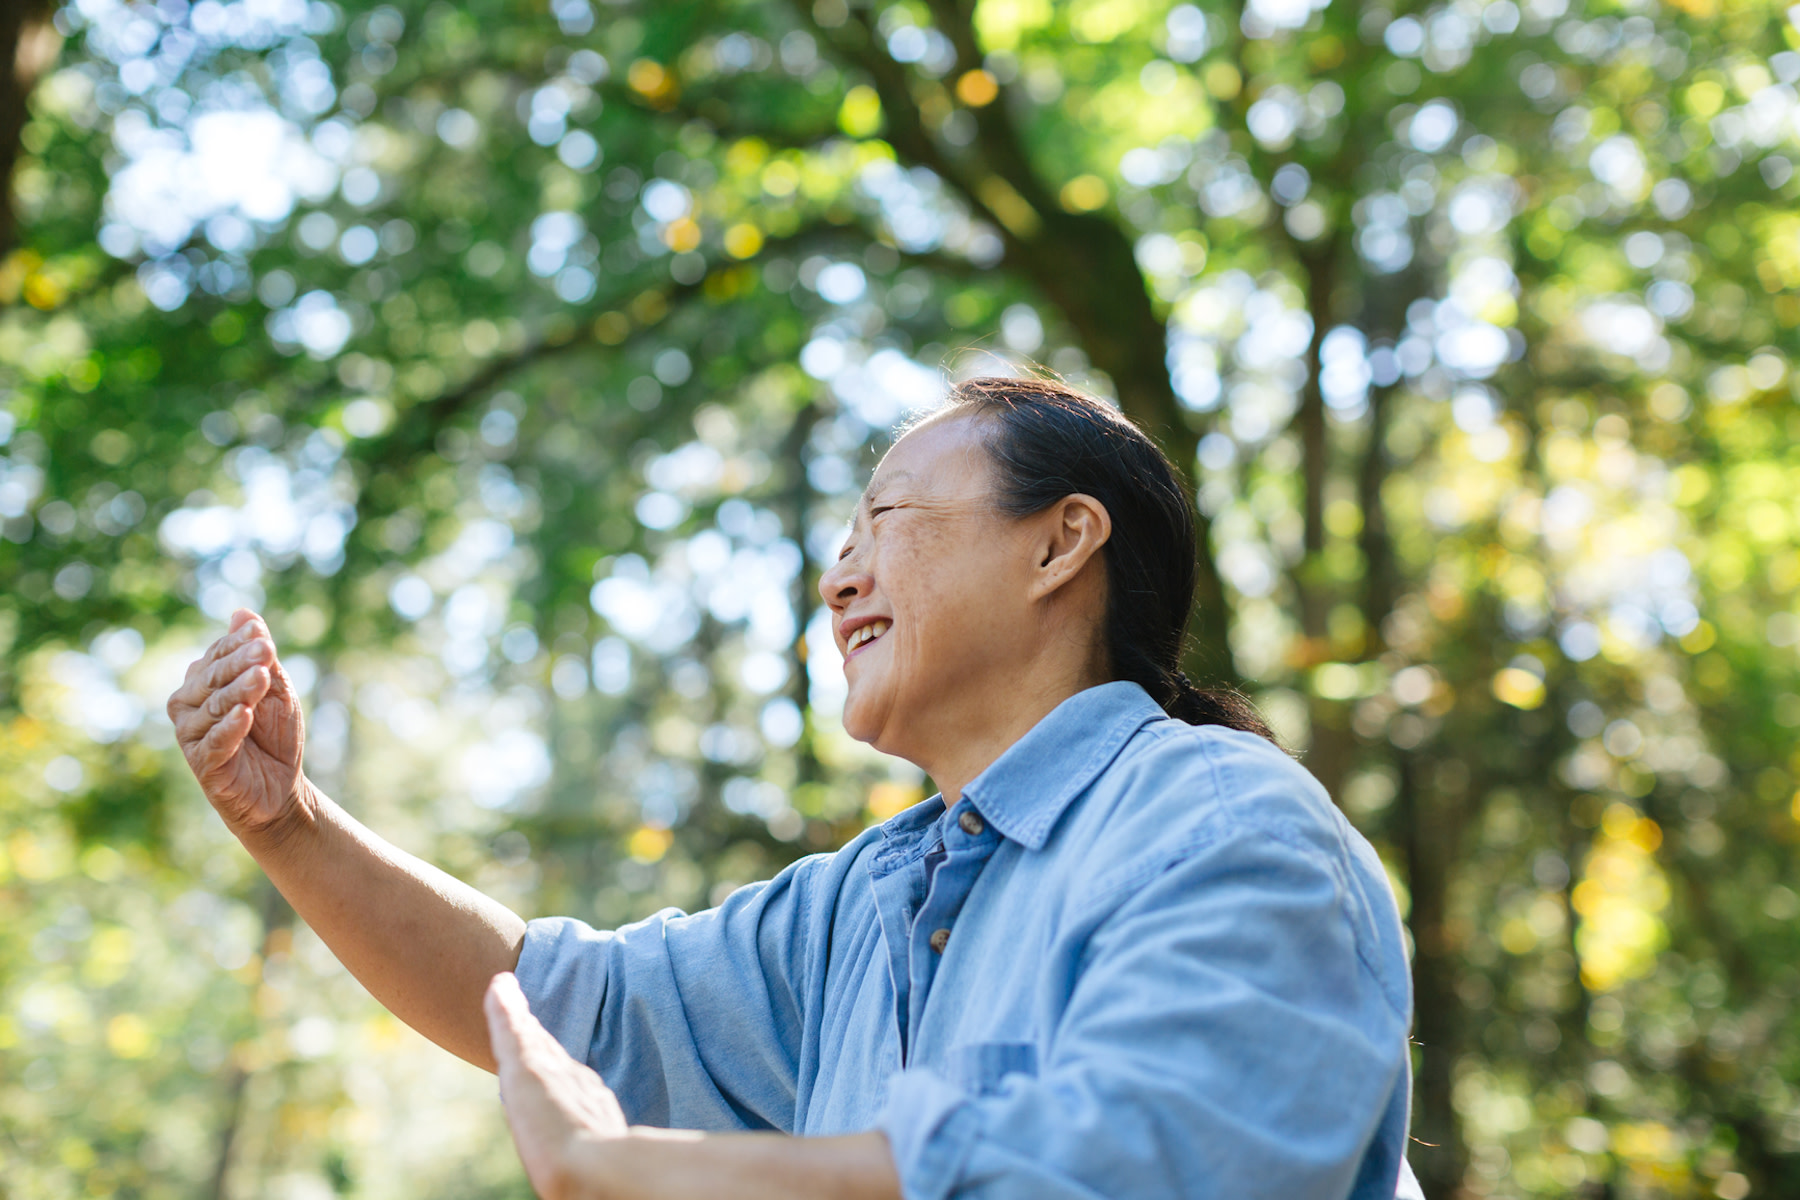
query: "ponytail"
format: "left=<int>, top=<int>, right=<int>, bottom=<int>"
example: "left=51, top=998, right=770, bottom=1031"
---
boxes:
left=1167, top=671, right=1276, bottom=741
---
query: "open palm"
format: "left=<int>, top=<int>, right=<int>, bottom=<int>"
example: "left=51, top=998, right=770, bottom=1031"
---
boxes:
left=167, top=609, right=309, bottom=834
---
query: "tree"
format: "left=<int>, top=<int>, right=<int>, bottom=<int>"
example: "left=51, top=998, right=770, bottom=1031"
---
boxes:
left=4, top=0, right=1800, bottom=1195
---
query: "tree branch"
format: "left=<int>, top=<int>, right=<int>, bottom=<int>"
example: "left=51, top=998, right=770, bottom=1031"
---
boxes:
left=794, top=0, right=1240, bottom=684
left=352, top=223, right=888, bottom=469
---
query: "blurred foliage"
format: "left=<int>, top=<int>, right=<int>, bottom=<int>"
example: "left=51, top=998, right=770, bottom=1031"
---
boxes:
left=4, top=0, right=1800, bottom=1195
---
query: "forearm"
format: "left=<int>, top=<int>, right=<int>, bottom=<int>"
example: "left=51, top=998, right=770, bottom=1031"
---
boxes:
left=570, top=1131, right=901, bottom=1200
left=244, top=777, right=527, bottom=1070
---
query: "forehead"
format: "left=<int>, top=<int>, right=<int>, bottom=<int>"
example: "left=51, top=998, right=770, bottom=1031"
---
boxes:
left=865, top=410, right=992, bottom=501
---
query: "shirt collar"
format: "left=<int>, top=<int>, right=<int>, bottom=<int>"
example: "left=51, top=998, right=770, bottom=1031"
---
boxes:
left=960, top=681, right=1165, bottom=851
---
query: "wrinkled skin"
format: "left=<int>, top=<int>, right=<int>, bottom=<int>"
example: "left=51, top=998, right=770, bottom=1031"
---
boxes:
left=818, top=411, right=1112, bottom=799
left=166, top=609, right=315, bottom=838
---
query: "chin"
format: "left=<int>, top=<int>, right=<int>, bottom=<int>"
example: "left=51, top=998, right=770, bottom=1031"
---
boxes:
left=840, top=696, right=880, bottom=746
left=839, top=679, right=891, bottom=748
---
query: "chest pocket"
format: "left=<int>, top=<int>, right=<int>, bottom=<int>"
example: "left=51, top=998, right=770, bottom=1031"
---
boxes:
left=946, top=1041, right=1039, bottom=1096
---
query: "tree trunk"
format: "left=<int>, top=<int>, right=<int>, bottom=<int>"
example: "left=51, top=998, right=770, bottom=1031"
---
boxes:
left=1010, top=209, right=1238, bottom=688
left=1295, top=242, right=1338, bottom=642
left=0, top=0, right=56, bottom=259
left=795, top=0, right=1241, bottom=688
left=780, top=397, right=825, bottom=787
left=1397, top=751, right=1467, bottom=1196
left=1293, top=238, right=1354, bottom=795
left=1358, top=384, right=1396, bottom=643
left=210, top=883, right=297, bottom=1200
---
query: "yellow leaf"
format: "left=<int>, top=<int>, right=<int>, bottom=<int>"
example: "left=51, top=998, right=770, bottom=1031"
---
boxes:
left=1203, top=62, right=1241, bottom=100
left=974, top=0, right=1052, bottom=51
left=1678, top=621, right=1716, bottom=653
left=106, top=1014, right=156, bottom=1059
left=1059, top=174, right=1108, bottom=212
left=956, top=69, right=999, bottom=107
left=1070, top=0, right=1154, bottom=44
left=628, top=826, right=673, bottom=863
left=1685, top=79, right=1724, bottom=117
left=725, top=138, right=768, bottom=174
left=628, top=59, right=678, bottom=107
left=1492, top=667, right=1545, bottom=709
left=662, top=217, right=702, bottom=253
left=23, top=272, right=65, bottom=309
left=839, top=86, right=882, bottom=138
left=723, top=223, right=764, bottom=259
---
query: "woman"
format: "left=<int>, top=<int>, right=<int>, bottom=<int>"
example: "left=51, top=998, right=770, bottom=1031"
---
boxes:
left=169, top=377, right=1419, bottom=1200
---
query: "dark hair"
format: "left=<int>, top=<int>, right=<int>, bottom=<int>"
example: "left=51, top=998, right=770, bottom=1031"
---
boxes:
left=940, top=376, right=1277, bottom=744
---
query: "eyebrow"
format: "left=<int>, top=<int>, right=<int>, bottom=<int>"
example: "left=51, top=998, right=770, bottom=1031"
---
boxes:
left=858, top=469, right=915, bottom=511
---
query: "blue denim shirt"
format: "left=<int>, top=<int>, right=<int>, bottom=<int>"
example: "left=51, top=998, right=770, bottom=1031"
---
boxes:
left=517, top=682, right=1419, bottom=1199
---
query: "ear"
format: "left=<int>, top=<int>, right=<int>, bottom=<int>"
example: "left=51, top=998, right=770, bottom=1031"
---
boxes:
left=1027, top=493, right=1112, bottom=602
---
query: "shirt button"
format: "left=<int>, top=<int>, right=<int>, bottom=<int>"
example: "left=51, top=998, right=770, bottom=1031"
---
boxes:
left=958, top=811, right=985, bottom=836
left=929, top=927, right=951, bottom=954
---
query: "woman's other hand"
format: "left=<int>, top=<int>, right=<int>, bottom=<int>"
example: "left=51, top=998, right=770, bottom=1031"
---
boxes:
left=167, top=608, right=311, bottom=838
left=485, top=972, right=900, bottom=1200
left=486, top=972, right=634, bottom=1199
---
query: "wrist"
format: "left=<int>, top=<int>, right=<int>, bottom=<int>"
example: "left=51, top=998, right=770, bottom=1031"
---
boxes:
left=237, top=777, right=330, bottom=868
left=558, top=1134, right=640, bottom=1200
left=560, top=1132, right=693, bottom=1200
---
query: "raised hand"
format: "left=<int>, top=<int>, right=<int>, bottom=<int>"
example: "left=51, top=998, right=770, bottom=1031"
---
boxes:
left=167, top=608, right=311, bottom=837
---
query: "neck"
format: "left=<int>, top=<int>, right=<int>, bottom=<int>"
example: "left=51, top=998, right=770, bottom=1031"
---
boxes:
left=909, top=653, right=1108, bottom=807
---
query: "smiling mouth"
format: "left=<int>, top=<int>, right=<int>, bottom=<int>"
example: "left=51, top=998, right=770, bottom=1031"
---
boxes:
left=845, top=620, right=890, bottom=657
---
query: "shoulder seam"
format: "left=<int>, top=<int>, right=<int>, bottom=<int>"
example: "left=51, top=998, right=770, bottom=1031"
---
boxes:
left=1079, top=734, right=1408, bottom=1020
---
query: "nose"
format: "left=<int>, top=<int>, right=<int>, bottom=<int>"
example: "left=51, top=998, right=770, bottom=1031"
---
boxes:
left=818, top=554, right=871, bottom=612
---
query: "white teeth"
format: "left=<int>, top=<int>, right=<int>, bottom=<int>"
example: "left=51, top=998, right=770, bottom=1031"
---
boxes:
left=848, top=621, right=890, bottom=652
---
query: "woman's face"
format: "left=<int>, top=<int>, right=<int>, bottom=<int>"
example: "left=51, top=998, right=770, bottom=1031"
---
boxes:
left=818, top=413, right=1045, bottom=758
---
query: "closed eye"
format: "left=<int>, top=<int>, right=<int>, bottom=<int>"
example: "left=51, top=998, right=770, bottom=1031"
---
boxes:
left=839, top=504, right=896, bottom=560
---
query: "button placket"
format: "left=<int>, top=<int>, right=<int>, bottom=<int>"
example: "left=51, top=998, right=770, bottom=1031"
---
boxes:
left=904, top=808, right=1003, bottom=1045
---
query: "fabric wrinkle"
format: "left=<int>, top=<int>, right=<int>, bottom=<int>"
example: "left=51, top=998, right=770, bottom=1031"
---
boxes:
left=514, top=680, right=1419, bottom=1199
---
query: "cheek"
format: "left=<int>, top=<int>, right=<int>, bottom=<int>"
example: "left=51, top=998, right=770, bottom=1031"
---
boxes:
left=880, top=527, right=1009, bottom=671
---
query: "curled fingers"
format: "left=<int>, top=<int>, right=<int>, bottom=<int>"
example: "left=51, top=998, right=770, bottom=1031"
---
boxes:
left=211, top=664, right=272, bottom=716
left=195, top=702, right=254, bottom=773
left=168, top=632, right=231, bottom=717
left=170, top=618, right=262, bottom=713
left=176, top=664, right=271, bottom=752
left=204, top=629, right=274, bottom=692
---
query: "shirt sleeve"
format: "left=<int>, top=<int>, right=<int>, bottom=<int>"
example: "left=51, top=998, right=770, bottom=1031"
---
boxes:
left=513, top=850, right=831, bottom=1133
left=873, top=822, right=1412, bottom=1200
